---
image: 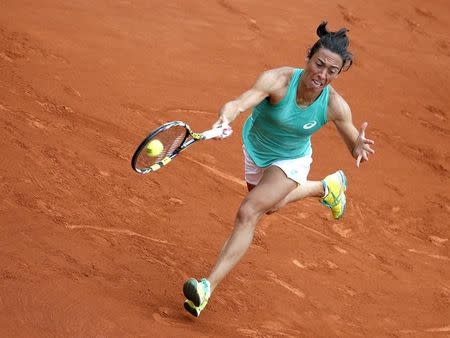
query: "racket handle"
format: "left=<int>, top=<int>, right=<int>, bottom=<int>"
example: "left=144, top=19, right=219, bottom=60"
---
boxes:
left=202, top=125, right=233, bottom=140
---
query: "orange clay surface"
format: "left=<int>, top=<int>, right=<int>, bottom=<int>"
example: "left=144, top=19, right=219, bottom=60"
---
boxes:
left=1, top=1, right=449, bottom=337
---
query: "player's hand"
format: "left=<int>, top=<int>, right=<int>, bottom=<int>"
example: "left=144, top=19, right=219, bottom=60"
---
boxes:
left=352, top=122, right=375, bottom=167
left=212, top=115, right=229, bottom=129
left=212, top=116, right=232, bottom=139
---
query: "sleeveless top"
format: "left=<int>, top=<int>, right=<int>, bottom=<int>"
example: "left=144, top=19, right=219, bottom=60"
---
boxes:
left=242, top=68, right=329, bottom=167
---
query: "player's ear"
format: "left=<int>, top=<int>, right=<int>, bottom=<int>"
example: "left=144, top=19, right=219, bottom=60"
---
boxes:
left=341, top=59, right=352, bottom=72
left=305, top=49, right=311, bottom=62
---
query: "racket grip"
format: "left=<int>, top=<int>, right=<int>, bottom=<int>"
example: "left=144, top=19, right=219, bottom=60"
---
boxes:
left=202, top=125, right=233, bottom=140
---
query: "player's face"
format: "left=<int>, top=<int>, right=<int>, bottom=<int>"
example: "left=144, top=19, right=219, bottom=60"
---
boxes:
left=304, top=48, right=343, bottom=91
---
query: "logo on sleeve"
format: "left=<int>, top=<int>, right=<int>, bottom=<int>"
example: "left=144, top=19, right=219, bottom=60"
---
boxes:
left=303, top=121, right=317, bottom=129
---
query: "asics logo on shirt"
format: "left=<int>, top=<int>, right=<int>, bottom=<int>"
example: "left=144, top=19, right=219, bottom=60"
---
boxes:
left=302, top=121, right=317, bottom=129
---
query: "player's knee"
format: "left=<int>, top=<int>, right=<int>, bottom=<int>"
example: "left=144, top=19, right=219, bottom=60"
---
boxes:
left=236, top=200, right=263, bottom=228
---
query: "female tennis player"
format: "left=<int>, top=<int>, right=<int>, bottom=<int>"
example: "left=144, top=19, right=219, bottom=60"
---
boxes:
left=183, top=21, right=375, bottom=317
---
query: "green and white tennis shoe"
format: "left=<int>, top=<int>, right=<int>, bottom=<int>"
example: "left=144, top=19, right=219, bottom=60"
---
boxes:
left=183, top=278, right=211, bottom=317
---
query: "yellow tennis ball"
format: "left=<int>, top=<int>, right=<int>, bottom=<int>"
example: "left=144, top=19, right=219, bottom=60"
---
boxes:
left=146, top=139, right=164, bottom=157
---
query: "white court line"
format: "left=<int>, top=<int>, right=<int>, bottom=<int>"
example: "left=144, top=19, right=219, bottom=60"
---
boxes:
left=184, top=156, right=246, bottom=187
left=401, top=325, right=450, bottom=334
left=66, top=224, right=174, bottom=245
left=266, top=270, right=305, bottom=298
left=408, top=248, right=449, bottom=261
left=277, top=213, right=332, bottom=241
left=426, top=325, right=450, bottom=332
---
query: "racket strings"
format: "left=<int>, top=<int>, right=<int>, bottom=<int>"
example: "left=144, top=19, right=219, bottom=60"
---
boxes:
left=135, top=125, right=187, bottom=171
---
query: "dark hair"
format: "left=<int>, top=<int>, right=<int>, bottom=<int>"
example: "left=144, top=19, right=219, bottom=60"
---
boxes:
left=307, top=21, right=353, bottom=72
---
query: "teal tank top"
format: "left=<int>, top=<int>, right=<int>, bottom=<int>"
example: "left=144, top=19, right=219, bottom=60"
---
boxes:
left=242, top=68, right=329, bottom=167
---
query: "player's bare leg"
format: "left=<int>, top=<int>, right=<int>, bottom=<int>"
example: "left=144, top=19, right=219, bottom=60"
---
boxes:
left=206, top=166, right=297, bottom=292
left=183, top=166, right=297, bottom=316
left=183, top=168, right=346, bottom=316
left=266, top=170, right=348, bottom=219
left=266, top=180, right=324, bottom=214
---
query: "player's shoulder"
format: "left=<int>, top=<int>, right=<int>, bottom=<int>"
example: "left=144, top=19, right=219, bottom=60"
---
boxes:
left=327, top=86, right=351, bottom=120
left=328, top=86, right=349, bottom=108
left=261, top=66, right=296, bottom=79
left=256, top=67, right=295, bottom=90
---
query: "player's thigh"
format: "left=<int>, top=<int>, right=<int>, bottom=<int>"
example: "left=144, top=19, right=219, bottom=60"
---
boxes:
left=243, top=166, right=297, bottom=213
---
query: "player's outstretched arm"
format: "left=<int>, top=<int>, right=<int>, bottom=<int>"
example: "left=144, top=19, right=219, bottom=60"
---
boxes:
left=213, top=68, right=291, bottom=128
left=329, top=91, right=375, bottom=167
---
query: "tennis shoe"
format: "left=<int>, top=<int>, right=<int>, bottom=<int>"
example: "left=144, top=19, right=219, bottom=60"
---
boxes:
left=183, top=299, right=209, bottom=317
left=183, top=278, right=210, bottom=317
left=183, top=278, right=211, bottom=307
left=321, top=170, right=347, bottom=220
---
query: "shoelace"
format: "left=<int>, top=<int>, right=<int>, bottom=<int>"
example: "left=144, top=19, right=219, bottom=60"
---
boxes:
left=322, top=190, right=340, bottom=207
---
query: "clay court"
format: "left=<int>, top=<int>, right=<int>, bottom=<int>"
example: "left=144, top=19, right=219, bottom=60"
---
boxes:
left=1, top=0, right=449, bottom=336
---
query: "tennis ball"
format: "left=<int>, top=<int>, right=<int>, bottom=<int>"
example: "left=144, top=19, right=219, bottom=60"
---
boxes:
left=146, top=139, right=164, bottom=157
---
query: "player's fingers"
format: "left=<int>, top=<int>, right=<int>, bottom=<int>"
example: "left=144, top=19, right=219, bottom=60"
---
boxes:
left=212, top=120, right=222, bottom=129
left=219, top=126, right=233, bottom=139
left=364, top=137, right=375, bottom=145
left=359, top=122, right=368, bottom=136
left=212, top=116, right=227, bottom=128
left=364, top=145, right=375, bottom=154
left=356, top=154, right=362, bottom=167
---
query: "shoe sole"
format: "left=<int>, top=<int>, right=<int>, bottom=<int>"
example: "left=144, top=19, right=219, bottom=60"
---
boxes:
left=183, top=279, right=202, bottom=307
left=335, top=170, right=347, bottom=220
left=337, top=170, right=347, bottom=192
left=184, top=300, right=200, bottom=317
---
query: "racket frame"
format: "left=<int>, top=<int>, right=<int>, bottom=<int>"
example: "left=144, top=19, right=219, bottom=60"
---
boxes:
left=131, top=121, right=229, bottom=174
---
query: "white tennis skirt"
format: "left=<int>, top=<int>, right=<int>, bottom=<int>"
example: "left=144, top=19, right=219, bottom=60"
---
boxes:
left=243, top=145, right=313, bottom=186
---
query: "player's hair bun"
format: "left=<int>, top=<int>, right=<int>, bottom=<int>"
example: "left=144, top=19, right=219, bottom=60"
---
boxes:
left=316, top=21, right=330, bottom=38
left=316, top=21, right=350, bottom=48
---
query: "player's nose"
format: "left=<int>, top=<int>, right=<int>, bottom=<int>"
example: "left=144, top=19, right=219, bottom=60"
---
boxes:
left=318, top=68, right=327, bottom=79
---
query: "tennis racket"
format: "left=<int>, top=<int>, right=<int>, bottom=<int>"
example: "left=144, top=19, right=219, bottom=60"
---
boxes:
left=131, top=121, right=232, bottom=174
